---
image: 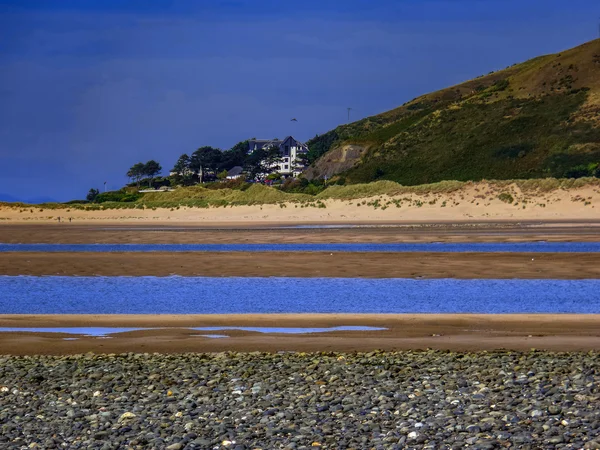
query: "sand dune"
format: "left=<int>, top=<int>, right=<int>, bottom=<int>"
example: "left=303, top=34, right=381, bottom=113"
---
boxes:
left=1, top=182, right=599, bottom=224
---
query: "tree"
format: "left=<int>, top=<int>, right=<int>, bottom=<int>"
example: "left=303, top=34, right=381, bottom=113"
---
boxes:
left=190, top=146, right=222, bottom=183
left=217, top=169, right=229, bottom=180
left=244, top=145, right=282, bottom=180
left=86, top=188, right=100, bottom=202
left=143, top=160, right=162, bottom=187
left=292, top=152, right=309, bottom=175
left=171, top=153, right=193, bottom=186
left=219, top=140, right=249, bottom=172
left=127, top=162, right=145, bottom=187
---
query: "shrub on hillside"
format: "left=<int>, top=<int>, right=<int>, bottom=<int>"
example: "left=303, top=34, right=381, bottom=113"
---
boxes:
left=564, top=163, right=599, bottom=179
left=204, top=178, right=251, bottom=191
left=95, top=190, right=142, bottom=203
left=498, top=192, right=514, bottom=204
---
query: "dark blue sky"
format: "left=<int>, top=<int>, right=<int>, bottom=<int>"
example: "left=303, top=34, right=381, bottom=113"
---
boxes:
left=0, top=0, right=598, bottom=202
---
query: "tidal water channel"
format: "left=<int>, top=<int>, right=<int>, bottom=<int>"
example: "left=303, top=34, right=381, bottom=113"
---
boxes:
left=0, top=276, right=598, bottom=314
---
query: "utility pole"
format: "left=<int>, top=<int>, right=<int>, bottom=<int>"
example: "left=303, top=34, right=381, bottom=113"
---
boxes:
left=347, top=107, right=352, bottom=123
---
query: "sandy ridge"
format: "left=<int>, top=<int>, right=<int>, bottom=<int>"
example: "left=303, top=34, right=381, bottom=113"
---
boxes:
left=2, top=251, right=600, bottom=278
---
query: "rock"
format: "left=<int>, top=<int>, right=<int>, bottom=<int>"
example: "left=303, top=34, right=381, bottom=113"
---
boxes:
left=118, top=412, right=136, bottom=423
left=166, top=444, right=183, bottom=450
left=548, top=405, right=561, bottom=415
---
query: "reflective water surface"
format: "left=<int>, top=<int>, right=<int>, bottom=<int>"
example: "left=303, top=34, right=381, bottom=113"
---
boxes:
left=0, top=326, right=385, bottom=336
left=0, top=327, right=149, bottom=336
left=0, top=276, right=598, bottom=314
left=190, top=326, right=386, bottom=333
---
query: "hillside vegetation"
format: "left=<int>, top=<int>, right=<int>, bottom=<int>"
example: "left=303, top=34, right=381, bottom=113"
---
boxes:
left=305, top=39, right=600, bottom=185
left=3, top=177, right=599, bottom=212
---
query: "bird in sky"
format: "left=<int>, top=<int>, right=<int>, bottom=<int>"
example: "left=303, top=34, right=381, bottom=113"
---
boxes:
left=290, top=118, right=297, bottom=121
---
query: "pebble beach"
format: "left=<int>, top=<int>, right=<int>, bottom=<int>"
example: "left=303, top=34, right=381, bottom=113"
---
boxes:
left=1, top=351, right=599, bottom=449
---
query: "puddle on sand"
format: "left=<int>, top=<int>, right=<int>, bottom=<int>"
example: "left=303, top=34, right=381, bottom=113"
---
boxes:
left=0, top=326, right=386, bottom=337
left=191, top=326, right=387, bottom=334
left=0, top=327, right=150, bottom=337
left=190, top=334, right=230, bottom=339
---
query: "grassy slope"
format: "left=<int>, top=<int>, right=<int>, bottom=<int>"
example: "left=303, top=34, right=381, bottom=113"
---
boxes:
left=307, top=39, right=600, bottom=185
left=3, top=178, right=599, bottom=211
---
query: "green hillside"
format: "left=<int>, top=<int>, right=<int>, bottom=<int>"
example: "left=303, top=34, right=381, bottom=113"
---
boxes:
left=305, top=39, right=600, bottom=184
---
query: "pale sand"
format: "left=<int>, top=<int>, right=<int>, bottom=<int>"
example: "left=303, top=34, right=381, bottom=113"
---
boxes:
left=1, top=182, right=600, bottom=224
left=0, top=314, right=598, bottom=354
left=3, top=252, right=600, bottom=278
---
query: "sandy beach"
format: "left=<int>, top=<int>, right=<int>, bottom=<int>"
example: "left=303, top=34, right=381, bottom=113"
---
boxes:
left=1, top=180, right=600, bottom=225
left=0, top=314, right=599, bottom=355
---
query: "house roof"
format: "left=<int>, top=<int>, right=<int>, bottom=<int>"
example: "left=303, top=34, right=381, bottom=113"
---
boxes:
left=249, top=139, right=278, bottom=143
left=280, top=136, right=308, bottom=148
left=250, top=136, right=307, bottom=150
left=227, top=166, right=244, bottom=176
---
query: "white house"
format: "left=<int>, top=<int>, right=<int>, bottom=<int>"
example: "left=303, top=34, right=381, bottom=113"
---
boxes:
left=248, top=136, right=308, bottom=177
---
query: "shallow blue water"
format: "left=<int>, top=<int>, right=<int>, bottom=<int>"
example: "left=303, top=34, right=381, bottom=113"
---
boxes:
left=0, top=276, right=598, bottom=314
left=0, top=327, right=149, bottom=336
left=0, top=326, right=384, bottom=336
left=2, top=242, right=600, bottom=252
left=190, top=326, right=387, bottom=334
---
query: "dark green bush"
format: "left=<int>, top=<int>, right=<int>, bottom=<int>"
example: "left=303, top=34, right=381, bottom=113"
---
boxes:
left=565, top=164, right=595, bottom=179
left=95, top=190, right=142, bottom=203
left=498, top=192, right=514, bottom=203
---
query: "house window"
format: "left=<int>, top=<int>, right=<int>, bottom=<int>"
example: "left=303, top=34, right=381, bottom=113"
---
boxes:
left=283, top=145, right=290, bottom=157
left=284, top=165, right=289, bottom=170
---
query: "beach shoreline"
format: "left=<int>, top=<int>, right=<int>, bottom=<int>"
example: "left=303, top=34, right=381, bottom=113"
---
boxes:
left=1, top=314, right=599, bottom=354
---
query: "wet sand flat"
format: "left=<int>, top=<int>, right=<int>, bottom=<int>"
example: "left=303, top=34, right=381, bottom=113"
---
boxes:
left=2, top=251, right=599, bottom=278
left=1, top=222, right=600, bottom=244
left=1, top=222, right=598, bottom=354
left=0, top=314, right=598, bottom=354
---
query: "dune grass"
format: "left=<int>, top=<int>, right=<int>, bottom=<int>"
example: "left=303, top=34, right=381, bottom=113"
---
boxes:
left=2, top=177, right=599, bottom=211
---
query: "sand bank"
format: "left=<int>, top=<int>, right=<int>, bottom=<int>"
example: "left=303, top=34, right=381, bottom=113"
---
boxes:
left=2, top=251, right=599, bottom=278
left=1, top=181, right=600, bottom=224
left=0, top=314, right=598, bottom=354
left=1, top=222, right=600, bottom=244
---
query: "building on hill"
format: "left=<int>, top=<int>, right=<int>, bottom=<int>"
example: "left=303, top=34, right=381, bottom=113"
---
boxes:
left=248, top=136, right=308, bottom=177
left=226, top=166, right=244, bottom=180
left=248, top=138, right=281, bottom=153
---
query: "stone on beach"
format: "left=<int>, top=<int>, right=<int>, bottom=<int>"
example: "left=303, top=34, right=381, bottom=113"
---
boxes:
left=0, top=350, right=598, bottom=449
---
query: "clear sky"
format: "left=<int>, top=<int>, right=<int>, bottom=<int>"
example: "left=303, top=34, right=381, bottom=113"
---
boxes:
left=0, top=0, right=598, bottom=202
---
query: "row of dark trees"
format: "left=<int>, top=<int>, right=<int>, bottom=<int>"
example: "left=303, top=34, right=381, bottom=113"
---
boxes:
left=118, top=139, right=310, bottom=193
left=126, top=160, right=163, bottom=187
